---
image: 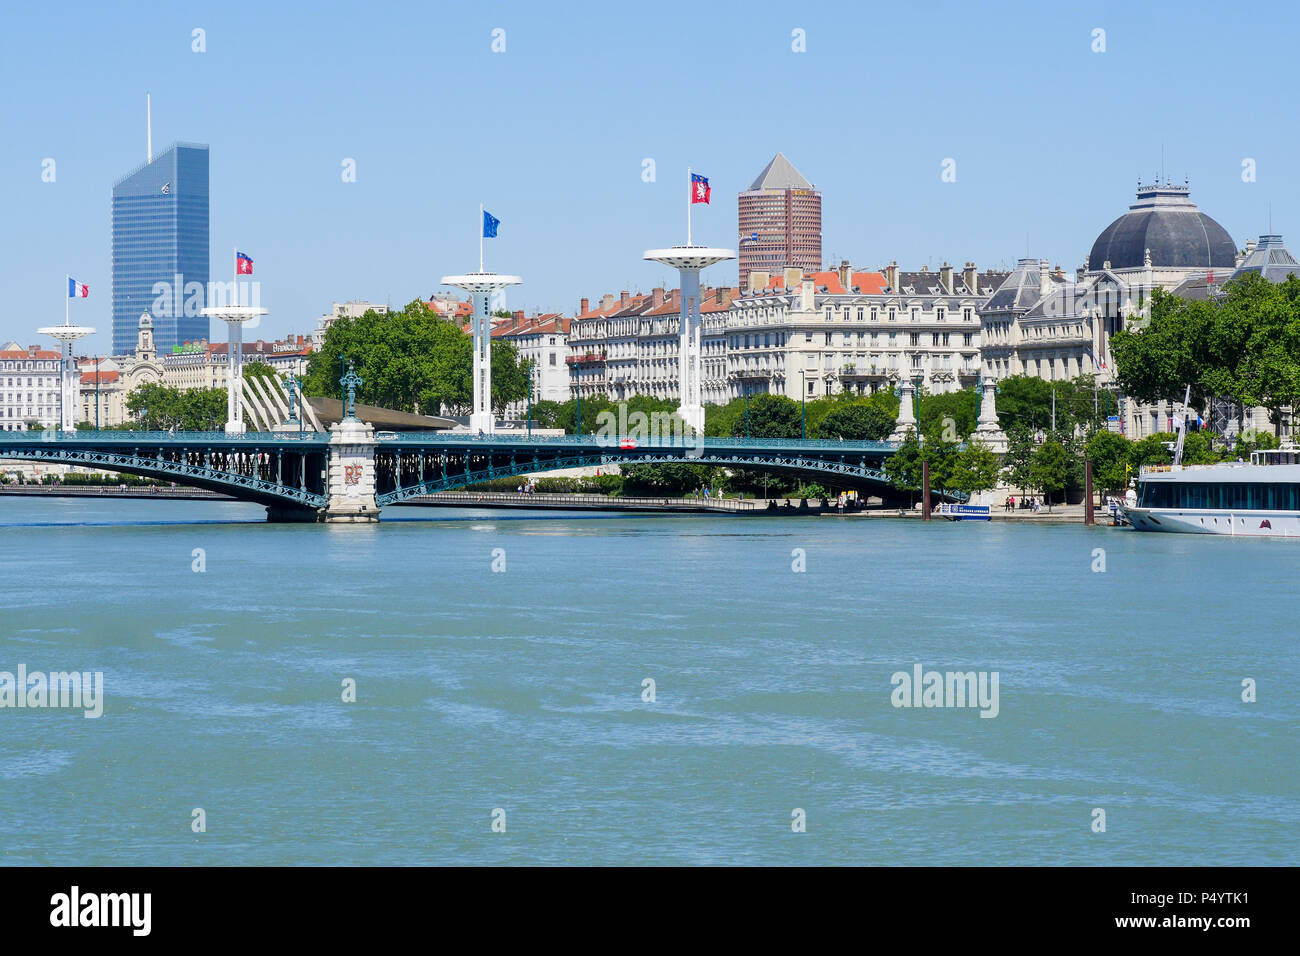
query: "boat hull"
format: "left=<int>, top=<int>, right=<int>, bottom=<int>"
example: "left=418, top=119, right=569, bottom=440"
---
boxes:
left=1123, top=506, right=1300, bottom=536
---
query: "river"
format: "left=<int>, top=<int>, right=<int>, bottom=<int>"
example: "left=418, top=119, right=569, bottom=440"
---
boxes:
left=1, top=497, right=1295, bottom=865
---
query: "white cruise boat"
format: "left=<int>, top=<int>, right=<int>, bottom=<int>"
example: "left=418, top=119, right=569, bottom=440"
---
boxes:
left=1124, top=447, right=1300, bottom=536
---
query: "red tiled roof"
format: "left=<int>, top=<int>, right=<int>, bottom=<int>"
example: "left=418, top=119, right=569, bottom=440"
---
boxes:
left=754, top=270, right=888, bottom=295
left=80, top=370, right=120, bottom=384
left=490, top=313, right=570, bottom=338
left=0, top=348, right=60, bottom=360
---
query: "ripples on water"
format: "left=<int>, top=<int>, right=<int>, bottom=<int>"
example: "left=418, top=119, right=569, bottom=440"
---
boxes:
left=0, top=496, right=1296, bottom=866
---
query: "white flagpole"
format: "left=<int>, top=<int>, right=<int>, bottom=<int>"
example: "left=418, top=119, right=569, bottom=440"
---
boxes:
left=479, top=203, right=484, bottom=273
left=233, top=246, right=238, bottom=307
left=686, top=167, right=692, bottom=246
left=65, top=275, right=69, bottom=326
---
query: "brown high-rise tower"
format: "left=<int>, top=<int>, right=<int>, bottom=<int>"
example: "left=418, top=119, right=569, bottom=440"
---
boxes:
left=737, top=153, right=822, bottom=287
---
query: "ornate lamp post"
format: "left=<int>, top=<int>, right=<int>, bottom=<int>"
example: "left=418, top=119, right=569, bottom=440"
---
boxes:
left=340, top=363, right=362, bottom=421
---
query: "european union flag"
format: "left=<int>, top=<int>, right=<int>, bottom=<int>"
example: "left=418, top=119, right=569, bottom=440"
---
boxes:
left=483, top=210, right=500, bottom=238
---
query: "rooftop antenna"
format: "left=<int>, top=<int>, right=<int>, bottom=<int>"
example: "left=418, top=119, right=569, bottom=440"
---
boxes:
left=147, top=92, right=152, bottom=163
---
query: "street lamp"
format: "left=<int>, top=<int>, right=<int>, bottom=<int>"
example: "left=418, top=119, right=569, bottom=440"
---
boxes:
left=745, top=386, right=751, bottom=439
left=526, top=369, right=533, bottom=438
left=799, top=369, right=806, bottom=440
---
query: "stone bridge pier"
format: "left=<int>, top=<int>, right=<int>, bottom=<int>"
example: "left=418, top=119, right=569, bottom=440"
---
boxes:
left=323, top=419, right=379, bottom=522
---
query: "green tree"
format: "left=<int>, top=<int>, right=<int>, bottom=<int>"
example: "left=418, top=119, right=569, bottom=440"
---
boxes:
left=242, top=361, right=280, bottom=386
left=302, top=299, right=529, bottom=416
left=949, top=438, right=1002, bottom=496
left=620, top=463, right=716, bottom=496
left=811, top=400, right=895, bottom=440
left=1084, top=430, right=1132, bottom=496
left=884, top=429, right=923, bottom=504
left=1029, top=440, right=1069, bottom=509
left=730, top=393, right=801, bottom=439
left=918, top=387, right=978, bottom=440
left=125, top=382, right=228, bottom=430
left=1129, top=433, right=1174, bottom=468
left=1003, top=423, right=1036, bottom=494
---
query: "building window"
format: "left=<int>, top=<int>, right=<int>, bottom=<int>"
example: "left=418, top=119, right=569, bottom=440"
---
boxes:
left=936, top=308, right=945, bottom=322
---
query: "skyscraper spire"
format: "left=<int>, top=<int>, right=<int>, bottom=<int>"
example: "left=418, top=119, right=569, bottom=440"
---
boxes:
left=147, top=92, right=152, bottom=163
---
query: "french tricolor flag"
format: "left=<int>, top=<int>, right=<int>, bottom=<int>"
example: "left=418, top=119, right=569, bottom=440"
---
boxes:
left=68, top=277, right=89, bottom=298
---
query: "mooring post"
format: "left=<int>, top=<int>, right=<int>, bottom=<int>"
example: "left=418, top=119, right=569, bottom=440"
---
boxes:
left=922, top=459, right=931, bottom=521
left=1084, top=459, right=1095, bottom=526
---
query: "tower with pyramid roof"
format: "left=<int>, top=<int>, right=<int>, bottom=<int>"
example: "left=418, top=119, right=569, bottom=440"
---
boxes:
left=737, top=153, right=821, bottom=287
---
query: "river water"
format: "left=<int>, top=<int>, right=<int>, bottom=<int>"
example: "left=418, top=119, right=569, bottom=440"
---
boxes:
left=0, top=497, right=1295, bottom=865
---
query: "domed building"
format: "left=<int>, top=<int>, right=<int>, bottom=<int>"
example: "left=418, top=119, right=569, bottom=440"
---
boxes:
left=980, top=180, right=1248, bottom=439
left=1086, top=181, right=1237, bottom=285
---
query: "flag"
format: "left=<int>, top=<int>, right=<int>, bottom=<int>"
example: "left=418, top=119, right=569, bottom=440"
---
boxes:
left=691, top=173, right=711, bottom=204
left=161, top=182, right=171, bottom=194
left=483, top=210, right=500, bottom=238
left=67, top=277, right=89, bottom=298
left=236, top=252, right=253, bottom=275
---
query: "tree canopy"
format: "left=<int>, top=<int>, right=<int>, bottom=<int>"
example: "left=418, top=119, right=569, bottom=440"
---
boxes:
left=302, top=300, right=529, bottom=415
left=1111, top=273, right=1300, bottom=425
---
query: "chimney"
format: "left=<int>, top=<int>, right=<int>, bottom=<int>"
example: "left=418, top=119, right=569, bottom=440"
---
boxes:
left=940, top=261, right=954, bottom=294
left=579, top=297, right=589, bottom=315
left=748, top=270, right=769, bottom=294
left=963, top=261, right=977, bottom=295
left=839, top=260, right=851, bottom=289
left=1039, top=259, right=1050, bottom=293
left=652, top=286, right=665, bottom=308
left=513, top=310, right=524, bottom=322
left=784, top=267, right=802, bottom=290
left=715, top=287, right=732, bottom=308
left=600, top=293, right=615, bottom=311
left=619, top=290, right=630, bottom=308
left=885, top=261, right=898, bottom=292
left=800, top=279, right=815, bottom=312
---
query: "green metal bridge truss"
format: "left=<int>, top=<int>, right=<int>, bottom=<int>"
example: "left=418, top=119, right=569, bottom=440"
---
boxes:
left=0, top=431, right=962, bottom=512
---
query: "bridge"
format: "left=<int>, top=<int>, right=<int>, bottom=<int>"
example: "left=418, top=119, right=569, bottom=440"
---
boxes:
left=0, top=427, right=946, bottom=521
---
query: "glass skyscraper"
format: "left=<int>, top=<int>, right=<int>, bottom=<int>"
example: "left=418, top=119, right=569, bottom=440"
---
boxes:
left=111, top=143, right=210, bottom=355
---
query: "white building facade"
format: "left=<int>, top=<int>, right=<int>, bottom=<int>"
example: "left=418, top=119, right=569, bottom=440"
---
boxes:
left=0, top=343, right=61, bottom=430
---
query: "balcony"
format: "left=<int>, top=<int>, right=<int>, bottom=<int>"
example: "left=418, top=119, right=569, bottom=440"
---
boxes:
left=729, top=367, right=774, bottom=380
left=565, top=351, right=607, bottom=366
left=839, top=364, right=885, bottom=379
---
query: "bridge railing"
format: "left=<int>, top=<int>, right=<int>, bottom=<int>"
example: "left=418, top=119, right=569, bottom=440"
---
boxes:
left=376, top=433, right=900, bottom=451
left=1, top=429, right=899, bottom=453
left=0, top=430, right=325, bottom=444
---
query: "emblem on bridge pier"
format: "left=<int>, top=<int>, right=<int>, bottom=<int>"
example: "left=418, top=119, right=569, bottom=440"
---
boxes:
left=325, top=418, right=379, bottom=522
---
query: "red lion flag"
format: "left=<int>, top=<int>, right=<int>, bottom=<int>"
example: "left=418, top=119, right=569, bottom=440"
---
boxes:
left=236, top=251, right=254, bottom=275
left=691, top=173, right=710, bottom=204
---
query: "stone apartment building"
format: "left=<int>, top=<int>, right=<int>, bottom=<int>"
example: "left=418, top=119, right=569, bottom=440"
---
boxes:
left=727, top=261, right=1005, bottom=402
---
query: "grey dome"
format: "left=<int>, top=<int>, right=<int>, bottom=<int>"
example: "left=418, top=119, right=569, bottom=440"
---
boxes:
left=1088, top=183, right=1236, bottom=271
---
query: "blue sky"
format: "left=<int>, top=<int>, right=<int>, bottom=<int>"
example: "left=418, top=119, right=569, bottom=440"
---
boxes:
left=0, top=0, right=1294, bottom=353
